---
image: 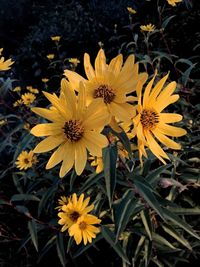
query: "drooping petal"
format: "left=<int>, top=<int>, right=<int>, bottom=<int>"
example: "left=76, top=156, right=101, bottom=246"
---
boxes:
left=74, top=141, right=87, bottom=175
left=153, top=130, right=182, bottom=150
left=46, top=143, right=66, bottom=169
left=83, top=131, right=108, bottom=157
left=109, top=102, right=132, bottom=121
left=158, top=123, right=187, bottom=137
left=59, top=142, right=75, bottom=177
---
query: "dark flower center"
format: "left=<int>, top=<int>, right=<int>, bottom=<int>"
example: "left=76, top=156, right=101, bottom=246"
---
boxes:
left=93, top=84, right=115, bottom=104
left=24, top=158, right=30, bottom=164
left=69, top=211, right=80, bottom=222
left=140, top=109, right=159, bottom=130
left=79, top=221, right=87, bottom=230
left=63, top=120, right=84, bottom=142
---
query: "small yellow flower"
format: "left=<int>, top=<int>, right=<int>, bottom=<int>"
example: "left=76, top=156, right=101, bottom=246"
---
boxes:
left=47, top=54, right=55, bottom=60
left=166, top=0, right=182, bottom=6
left=0, top=56, right=14, bottom=71
left=68, top=214, right=101, bottom=245
left=21, top=93, right=36, bottom=106
left=0, top=48, right=3, bottom=56
left=51, top=36, right=61, bottom=42
left=13, top=86, right=21, bottom=92
left=13, top=99, right=23, bottom=107
left=42, top=78, right=49, bottom=83
left=16, top=150, right=37, bottom=170
left=140, top=23, right=156, bottom=32
left=68, top=58, right=80, bottom=67
left=127, top=7, right=137, bottom=14
left=23, top=123, right=31, bottom=131
left=0, top=119, right=7, bottom=126
left=26, top=86, right=39, bottom=94
left=58, top=193, right=94, bottom=231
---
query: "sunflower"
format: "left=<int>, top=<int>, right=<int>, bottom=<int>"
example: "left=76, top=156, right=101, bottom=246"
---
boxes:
left=58, top=193, right=94, bottom=231
left=31, top=79, right=109, bottom=177
left=15, top=150, right=37, bottom=170
left=0, top=56, right=14, bottom=71
left=64, top=49, right=148, bottom=122
left=133, top=73, right=187, bottom=164
left=68, top=214, right=101, bottom=245
left=140, top=23, right=156, bottom=32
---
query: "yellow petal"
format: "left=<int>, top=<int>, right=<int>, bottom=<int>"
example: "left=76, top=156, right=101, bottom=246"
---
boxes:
left=145, top=130, right=169, bottom=163
left=64, top=69, right=86, bottom=91
left=156, top=81, right=177, bottom=103
left=109, top=102, right=132, bottom=121
left=158, top=123, right=187, bottom=137
left=84, top=53, right=96, bottom=80
left=153, top=130, right=181, bottom=150
left=33, top=135, right=64, bottom=153
left=148, top=73, right=169, bottom=104
left=156, top=95, right=180, bottom=112
left=59, top=142, right=75, bottom=177
left=31, top=107, right=62, bottom=122
left=159, top=113, right=183, bottom=123
left=31, top=123, right=63, bottom=137
left=95, top=49, right=107, bottom=77
left=108, top=54, right=123, bottom=76
left=74, top=141, right=87, bottom=175
left=143, top=71, right=157, bottom=108
left=83, top=131, right=108, bottom=156
left=76, top=82, right=86, bottom=119
left=46, top=143, right=66, bottom=169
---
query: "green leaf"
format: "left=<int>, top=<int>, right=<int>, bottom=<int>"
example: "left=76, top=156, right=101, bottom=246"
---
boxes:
left=169, top=207, right=200, bottom=215
left=102, top=145, right=118, bottom=207
left=144, top=239, right=152, bottom=267
left=28, top=219, right=38, bottom=252
left=101, top=225, right=130, bottom=264
left=134, top=235, right=146, bottom=262
left=79, top=171, right=104, bottom=193
left=162, top=224, right=192, bottom=250
left=11, top=194, right=40, bottom=202
left=163, top=208, right=200, bottom=240
left=152, top=233, right=177, bottom=250
left=162, top=15, right=176, bottom=29
left=133, top=177, right=165, bottom=220
left=37, top=235, right=56, bottom=264
left=113, top=189, right=138, bottom=240
left=70, top=170, right=77, bottom=192
left=56, top=233, right=66, bottom=267
left=146, top=164, right=171, bottom=185
left=140, top=210, right=152, bottom=240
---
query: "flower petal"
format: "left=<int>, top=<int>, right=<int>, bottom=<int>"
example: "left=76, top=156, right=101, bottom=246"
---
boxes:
left=33, top=135, right=64, bottom=153
left=74, top=141, right=87, bottom=175
left=31, top=123, right=63, bottom=137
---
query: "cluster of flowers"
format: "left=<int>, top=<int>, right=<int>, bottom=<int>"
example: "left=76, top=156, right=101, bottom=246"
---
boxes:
left=57, top=193, right=101, bottom=245
left=13, top=85, right=39, bottom=107
left=28, top=48, right=186, bottom=177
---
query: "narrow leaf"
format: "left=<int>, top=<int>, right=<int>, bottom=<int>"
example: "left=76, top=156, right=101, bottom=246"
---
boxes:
left=28, top=219, right=38, bottom=252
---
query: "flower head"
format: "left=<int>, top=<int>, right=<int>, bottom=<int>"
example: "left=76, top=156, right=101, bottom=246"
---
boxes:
left=68, top=58, right=80, bottom=67
left=26, top=86, right=39, bottom=94
left=42, top=78, right=49, bottom=83
left=51, top=36, right=61, bottom=42
left=140, top=23, right=156, bottom=32
left=132, top=73, right=187, bottom=164
left=166, top=0, right=182, bottom=6
left=90, top=156, right=104, bottom=173
left=68, top=214, right=101, bottom=245
left=16, top=150, right=37, bottom=170
left=127, top=7, right=137, bottom=14
left=31, top=78, right=109, bottom=177
left=64, top=49, right=148, bottom=123
left=47, top=54, right=55, bottom=60
left=0, top=56, right=14, bottom=71
left=21, top=93, right=36, bottom=106
left=13, top=99, right=23, bottom=107
left=58, top=193, right=94, bottom=231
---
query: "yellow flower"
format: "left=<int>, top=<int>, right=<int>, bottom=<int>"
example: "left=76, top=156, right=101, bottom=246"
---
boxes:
left=127, top=7, right=137, bottom=14
left=27, top=86, right=39, bottom=94
left=90, top=156, right=104, bottom=173
left=64, top=49, right=148, bottom=122
left=58, top=193, right=94, bottom=231
left=13, top=86, right=21, bottom=92
left=140, top=23, right=156, bottom=32
left=42, top=78, right=49, bottom=83
left=0, top=119, right=7, bottom=126
left=68, top=58, right=80, bottom=66
left=69, top=214, right=101, bottom=245
left=15, top=150, right=37, bottom=170
left=0, top=48, right=3, bottom=56
left=166, top=0, right=182, bottom=6
left=51, top=36, right=61, bottom=42
left=133, top=73, right=187, bottom=164
left=30, top=78, right=109, bottom=177
left=13, top=99, right=23, bottom=107
left=0, top=56, right=14, bottom=71
left=23, top=123, right=31, bottom=131
left=21, top=93, right=36, bottom=106
left=47, top=54, right=55, bottom=60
